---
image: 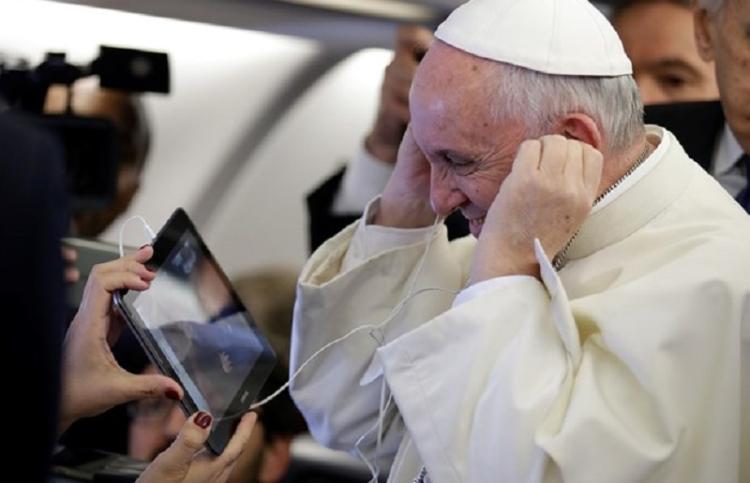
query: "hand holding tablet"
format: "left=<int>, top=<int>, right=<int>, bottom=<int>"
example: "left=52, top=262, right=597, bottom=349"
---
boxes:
left=113, top=208, right=277, bottom=454
left=60, top=244, right=183, bottom=434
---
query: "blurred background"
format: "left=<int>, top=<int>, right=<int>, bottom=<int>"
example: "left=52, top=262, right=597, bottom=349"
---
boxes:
left=0, top=0, right=619, bottom=277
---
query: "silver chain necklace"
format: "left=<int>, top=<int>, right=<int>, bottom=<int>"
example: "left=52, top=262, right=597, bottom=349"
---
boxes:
left=551, top=142, right=651, bottom=271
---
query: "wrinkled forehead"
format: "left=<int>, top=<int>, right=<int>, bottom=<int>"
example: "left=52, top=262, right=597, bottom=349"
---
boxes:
left=409, top=40, right=494, bottom=114
left=410, top=41, right=503, bottom=142
left=412, top=40, right=493, bottom=99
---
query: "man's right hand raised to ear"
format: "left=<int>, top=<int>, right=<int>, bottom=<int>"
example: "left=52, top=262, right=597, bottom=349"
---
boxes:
left=469, top=135, right=603, bottom=284
left=374, top=126, right=437, bottom=229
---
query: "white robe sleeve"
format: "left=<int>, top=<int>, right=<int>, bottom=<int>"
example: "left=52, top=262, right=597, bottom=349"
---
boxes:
left=289, top=218, right=470, bottom=461
left=377, top=238, right=749, bottom=483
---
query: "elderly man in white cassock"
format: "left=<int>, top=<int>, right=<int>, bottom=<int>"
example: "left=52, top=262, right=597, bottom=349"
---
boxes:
left=289, top=0, right=750, bottom=481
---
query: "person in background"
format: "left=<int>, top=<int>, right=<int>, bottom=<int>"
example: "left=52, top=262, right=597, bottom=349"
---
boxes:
left=646, top=0, right=750, bottom=212
left=2, top=109, right=68, bottom=483
left=306, top=25, right=470, bottom=251
left=694, top=0, right=750, bottom=212
left=47, top=78, right=158, bottom=453
left=0, top=110, right=255, bottom=482
left=50, top=78, right=151, bottom=284
left=612, top=0, right=719, bottom=104
left=45, top=78, right=151, bottom=239
left=128, top=268, right=307, bottom=483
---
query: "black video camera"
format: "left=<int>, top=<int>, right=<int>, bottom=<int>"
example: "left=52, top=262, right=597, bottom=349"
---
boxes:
left=0, top=46, right=170, bottom=212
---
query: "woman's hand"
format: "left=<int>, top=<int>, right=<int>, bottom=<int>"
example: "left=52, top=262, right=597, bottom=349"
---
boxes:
left=137, top=411, right=258, bottom=483
left=59, top=246, right=183, bottom=433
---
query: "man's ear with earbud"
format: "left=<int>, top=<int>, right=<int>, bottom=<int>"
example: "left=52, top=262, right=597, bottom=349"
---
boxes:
left=553, top=114, right=603, bottom=151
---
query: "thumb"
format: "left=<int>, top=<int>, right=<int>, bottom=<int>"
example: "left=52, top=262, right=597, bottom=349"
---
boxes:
left=129, top=244, right=154, bottom=264
left=582, top=144, right=603, bottom=198
left=163, top=412, right=213, bottom=468
left=117, top=372, right=184, bottom=404
left=141, top=412, right=213, bottom=482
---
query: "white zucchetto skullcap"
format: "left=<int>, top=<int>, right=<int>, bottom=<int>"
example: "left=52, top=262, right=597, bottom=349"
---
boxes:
left=435, top=0, right=632, bottom=76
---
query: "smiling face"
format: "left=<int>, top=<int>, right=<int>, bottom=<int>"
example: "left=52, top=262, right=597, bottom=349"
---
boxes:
left=410, top=41, right=528, bottom=237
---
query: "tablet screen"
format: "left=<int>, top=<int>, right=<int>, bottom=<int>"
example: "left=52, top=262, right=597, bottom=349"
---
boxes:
left=130, top=230, right=268, bottom=418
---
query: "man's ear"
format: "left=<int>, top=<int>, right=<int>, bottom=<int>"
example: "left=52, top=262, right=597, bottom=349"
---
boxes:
left=259, top=436, right=293, bottom=483
left=554, top=114, right=602, bottom=150
left=694, top=6, right=717, bottom=62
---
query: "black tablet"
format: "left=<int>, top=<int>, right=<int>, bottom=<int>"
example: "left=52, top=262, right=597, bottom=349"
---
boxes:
left=113, top=208, right=276, bottom=454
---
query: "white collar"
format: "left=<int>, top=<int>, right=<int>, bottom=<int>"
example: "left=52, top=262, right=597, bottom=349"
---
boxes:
left=566, top=127, right=696, bottom=262
left=713, top=123, right=744, bottom=175
left=591, top=125, right=669, bottom=214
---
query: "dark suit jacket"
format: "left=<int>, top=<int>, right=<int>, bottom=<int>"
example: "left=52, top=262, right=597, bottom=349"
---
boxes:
left=644, top=100, right=723, bottom=173
left=307, top=101, right=725, bottom=252
left=0, top=111, right=67, bottom=482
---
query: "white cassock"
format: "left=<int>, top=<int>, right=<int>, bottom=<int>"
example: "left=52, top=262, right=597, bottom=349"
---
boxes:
left=290, top=126, right=750, bottom=483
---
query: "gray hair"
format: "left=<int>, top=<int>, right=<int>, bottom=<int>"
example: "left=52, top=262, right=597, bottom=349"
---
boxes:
left=487, top=62, right=645, bottom=154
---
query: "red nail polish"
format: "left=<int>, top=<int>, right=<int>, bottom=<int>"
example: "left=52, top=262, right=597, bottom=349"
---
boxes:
left=165, top=389, right=180, bottom=401
left=195, top=412, right=212, bottom=429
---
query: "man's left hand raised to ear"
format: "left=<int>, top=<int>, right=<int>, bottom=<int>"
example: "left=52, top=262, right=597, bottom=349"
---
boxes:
left=469, top=135, right=603, bottom=284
